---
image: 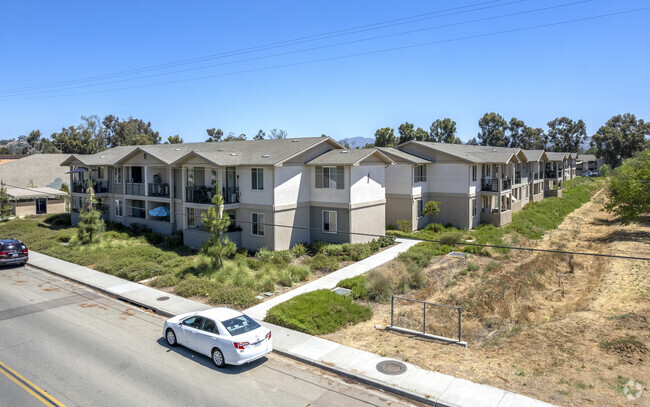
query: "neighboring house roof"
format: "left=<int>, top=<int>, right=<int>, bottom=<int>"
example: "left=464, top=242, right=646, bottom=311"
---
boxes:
left=306, top=148, right=394, bottom=166
left=61, top=137, right=345, bottom=168
left=0, top=154, right=70, bottom=189
left=520, top=150, right=548, bottom=162
left=546, top=152, right=569, bottom=161
left=578, top=154, right=597, bottom=162
left=399, top=141, right=523, bottom=164
left=6, top=187, right=66, bottom=200
left=376, top=147, right=431, bottom=164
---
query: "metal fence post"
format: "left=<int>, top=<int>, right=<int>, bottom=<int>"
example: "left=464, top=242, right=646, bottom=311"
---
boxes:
left=458, top=307, right=462, bottom=342
left=390, top=295, right=394, bottom=327
left=423, top=302, right=426, bottom=334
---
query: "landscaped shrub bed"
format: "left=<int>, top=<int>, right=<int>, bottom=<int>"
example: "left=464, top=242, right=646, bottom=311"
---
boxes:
left=265, top=289, right=372, bottom=335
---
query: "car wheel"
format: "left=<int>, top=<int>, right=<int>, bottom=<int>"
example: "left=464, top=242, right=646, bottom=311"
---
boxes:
left=165, top=329, right=178, bottom=347
left=212, top=348, right=226, bottom=368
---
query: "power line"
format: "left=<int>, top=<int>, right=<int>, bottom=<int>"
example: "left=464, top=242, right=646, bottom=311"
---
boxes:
left=3, top=4, right=646, bottom=101
left=0, top=0, right=525, bottom=95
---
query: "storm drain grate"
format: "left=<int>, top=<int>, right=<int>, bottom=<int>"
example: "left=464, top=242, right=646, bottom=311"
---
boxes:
left=156, top=296, right=170, bottom=301
left=376, top=360, right=407, bottom=375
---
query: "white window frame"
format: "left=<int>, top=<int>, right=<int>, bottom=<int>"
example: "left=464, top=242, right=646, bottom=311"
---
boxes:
left=251, top=168, right=264, bottom=190
left=322, top=166, right=337, bottom=189
left=114, top=167, right=122, bottom=184
left=251, top=213, right=265, bottom=236
left=322, top=210, right=337, bottom=233
left=115, top=199, right=122, bottom=217
left=414, top=165, right=427, bottom=183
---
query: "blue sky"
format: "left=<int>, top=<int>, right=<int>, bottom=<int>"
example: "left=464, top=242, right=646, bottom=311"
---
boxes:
left=1, top=0, right=648, bottom=144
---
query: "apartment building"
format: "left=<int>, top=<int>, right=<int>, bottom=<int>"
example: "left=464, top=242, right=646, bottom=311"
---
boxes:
left=576, top=154, right=604, bottom=175
left=61, top=137, right=392, bottom=251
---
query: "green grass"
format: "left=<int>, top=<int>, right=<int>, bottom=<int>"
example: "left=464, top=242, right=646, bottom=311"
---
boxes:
left=265, top=289, right=372, bottom=335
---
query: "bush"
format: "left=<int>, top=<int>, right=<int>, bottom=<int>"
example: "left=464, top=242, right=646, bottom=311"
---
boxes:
left=287, top=264, right=311, bottom=282
left=255, top=247, right=273, bottom=262
left=150, top=274, right=179, bottom=287
left=397, top=219, right=412, bottom=232
left=338, top=275, right=368, bottom=300
left=343, top=243, right=372, bottom=261
left=367, top=271, right=392, bottom=302
left=439, top=231, right=464, bottom=244
left=45, top=213, right=71, bottom=228
left=265, top=290, right=372, bottom=335
left=129, top=223, right=152, bottom=235
left=423, top=223, right=445, bottom=233
left=209, top=286, right=258, bottom=308
left=398, top=262, right=427, bottom=291
left=377, top=236, right=395, bottom=248
left=309, top=254, right=339, bottom=272
left=324, top=244, right=344, bottom=257
left=145, top=232, right=163, bottom=245
left=291, top=243, right=308, bottom=258
left=276, top=269, right=294, bottom=287
left=398, top=242, right=437, bottom=267
left=175, top=275, right=220, bottom=298
left=309, top=240, right=327, bottom=255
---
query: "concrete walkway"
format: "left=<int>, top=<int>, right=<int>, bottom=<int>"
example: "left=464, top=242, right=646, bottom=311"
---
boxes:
left=245, top=238, right=420, bottom=319
left=26, top=248, right=556, bottom=407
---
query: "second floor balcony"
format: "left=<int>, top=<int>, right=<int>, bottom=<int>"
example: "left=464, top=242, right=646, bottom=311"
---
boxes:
left=186, top=185, right=241, bottom=204
left=148, top=183, right=170, bottom=198
left=126, top=182, right=145, bottom=196
left=515, top=172, right=522, bottom=184
left=72, top=180, right=109, bottom=194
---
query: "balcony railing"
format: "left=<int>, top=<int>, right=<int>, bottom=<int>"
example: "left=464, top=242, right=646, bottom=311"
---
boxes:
left=148, top=183, right=170, bottom=198
left=222, top=187, right=240, bottom=204
left=130, top=208, right=146, bottom=219
left=501, top=177, right=511, bottom=191
left=72, top=180, right=109, bottom=194
left=186, top=186, right=215, bottom=204
left=515, top=173, right=522, bottom=185
left=545, top=171, right=559, bottom=179
left=126, top=182, right=145, bottom=196
left=481, top=178, right=499, bottom=192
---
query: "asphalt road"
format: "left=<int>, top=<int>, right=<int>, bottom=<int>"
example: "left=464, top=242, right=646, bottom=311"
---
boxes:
left=0, top=265, right=417, bottom=407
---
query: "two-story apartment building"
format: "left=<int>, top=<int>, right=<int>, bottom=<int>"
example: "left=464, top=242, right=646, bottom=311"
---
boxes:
left=61, top=137, right=392, bottom=251
left=576, top=154, right=604, bottom=175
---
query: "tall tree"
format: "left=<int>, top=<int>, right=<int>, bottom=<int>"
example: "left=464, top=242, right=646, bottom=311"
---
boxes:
left=0, top=181, right=12, bottom=217
left=591, top=113, right=650, bottom=167
left=165, top=135, right=183, bottom=144
left=397, top=122, right=415, bottom=144
left=478, top=113, right=508, bottom=146
left=604, top=150, right=650, bottom=224
left=76, top=182, right=105, bottom=244
left=50, top=126, right=97, bottom=154
left=80, top=115, right=107, bottom=151
left=466, top=137, right=479, bottom=145
left=429, top=118, right=460, bottom=143
left=373, top=127, right=396, bottom=147
left=103, top=115, right=160, bottom=147
left=201, top=182, right=236, bottom=269
left=507, top=118, right=545, bottom=149
left=206, top=128, right=223, bottom=142
left=26, top=130, right=41, bottom=151
left=546, top=117, right=587, bottom=152
left=253, top=130, right=265, bottom=140
left=269, top=129, right=287, bottom=139
left=223, top=132, right=246, bottom=142
left=414, top=127, right=428, bottom=141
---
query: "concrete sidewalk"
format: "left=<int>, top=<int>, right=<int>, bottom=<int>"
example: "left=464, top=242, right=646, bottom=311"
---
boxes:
left=27, top=250, right=555, bottom=407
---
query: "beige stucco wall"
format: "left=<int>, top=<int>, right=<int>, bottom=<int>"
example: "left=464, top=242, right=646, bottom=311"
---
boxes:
left=238, top=206, right=274, bottom=251
left=349, top=202, right=385, bottom=244
left=273, top=204, right=310, bottom=250
left=12, top=201, right=34, bottom=217
left=426, top=193, right=472, bottom=230
left=47, top=199, right=66, bottom=214
left=385, top=194, right=414, bottom=230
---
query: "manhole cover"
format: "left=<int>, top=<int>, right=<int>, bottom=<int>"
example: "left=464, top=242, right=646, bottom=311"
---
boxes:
left=376, top=360, right=407, bottom=375
left=156, top=296, right=170, bottom=301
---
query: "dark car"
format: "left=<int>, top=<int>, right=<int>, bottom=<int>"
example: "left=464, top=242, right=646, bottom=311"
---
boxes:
left=0, top=239, right=29, bottom=266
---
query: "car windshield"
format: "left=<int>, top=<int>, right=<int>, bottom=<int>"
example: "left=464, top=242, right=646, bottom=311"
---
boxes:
left=221, top=314, right=261, bottom=336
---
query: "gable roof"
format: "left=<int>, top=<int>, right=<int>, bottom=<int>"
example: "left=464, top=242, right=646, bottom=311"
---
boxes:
left=306, top=148, right=393, bottom=166
left=577, top=154, right=597, bottom=162
left=7, top=186, right=66, bottom=200
left=545, top=152, right=569, bottom=161
left=521, top=150, right=548, bottom=162
left=376, top=147, right=432, bottom=164
left=398, top=141, right=524, bottom=164
left=61, top=137, right=344, bottom=168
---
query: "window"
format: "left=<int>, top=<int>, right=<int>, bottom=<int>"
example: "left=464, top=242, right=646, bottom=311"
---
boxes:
left=472, top=198, right=477, bottom=217
left=315, top=166, right=344, bottom=189
left=323, top=166, right=337, bottom=188
left=187, top=207, right=195, bottom=227
left=221, top=315, right=261, bottom=336
left=322, top=210, right=337, bottom=233
left=115, top=199, right=122, bottom=217
left=96, top=167, right=105, bottom=180
left=414, top=165, right=427, bottom=183
left=526, top=186, right=529, bottom=198
left=252, top=213, right=265, bottom=236
left=182, top=316, right=204, bottom=329
left=187, top=167, right=195, bottom=187
left=210, top=168, right=217, bottom=186
left=471, top=165, right=477, bottom=182
left=417, top=199, right=424, bottom=217
left=114, top=167, right=122, bottom=184
left=251, top=168, right=264, bottom=190
left=202, top=319, right=219, bottom=334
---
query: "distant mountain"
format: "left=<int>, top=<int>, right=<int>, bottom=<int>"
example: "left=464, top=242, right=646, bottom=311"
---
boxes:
left=338, top=136, right=374, bottom=149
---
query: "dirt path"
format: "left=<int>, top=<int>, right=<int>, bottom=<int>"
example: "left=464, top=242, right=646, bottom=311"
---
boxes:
left=323, top=188, right=650, bottom=406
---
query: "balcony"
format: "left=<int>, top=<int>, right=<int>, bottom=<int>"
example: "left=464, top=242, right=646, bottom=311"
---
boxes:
left=481, top=178, right=499, bottom=192
left=515, top=172, right=522, bottom=184
left=501, top=177, right=511, bottom=191
left=71, top=180, right=109, bottom=194
left=186, top=185, right=215, bottom=204
left=222, top=187, right=240, bottom=204
left=148, top=183, right=170, bottom=198
left=545, top=171, right=559, bottom=179
left=126, top=182, right=145, bottom=196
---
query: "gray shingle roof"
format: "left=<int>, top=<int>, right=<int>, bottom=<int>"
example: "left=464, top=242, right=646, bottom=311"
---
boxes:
left=578, top=154, right=597, bottom=162
left=401, top=141, right=522, bottom=163
left=545, top=152, right=569, bottom=161
left=61, top=137, right=341, bottom=167
left=7, top=187, right=66, bottom=199
left=306, top=148, right=393, bottom=166
left=521, top=150, right=547, bottom=162
left=376, top=147, right=431, bottom=164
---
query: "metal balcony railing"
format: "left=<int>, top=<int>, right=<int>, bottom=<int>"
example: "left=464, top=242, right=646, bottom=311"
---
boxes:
left=222, top=187, right=240, bottom=204
left=514, top=173, right=522, bottom=184
left=72, top=180, right=109, bottom=193
left=126, top=183, right=145, bottom=196
left=148, top=183, right=170, bottom=198
left=481, top=178, right=498, bottom=192
left=186, top=186, right=214, bottom=204
left=501, top=177, right=511, bottom=191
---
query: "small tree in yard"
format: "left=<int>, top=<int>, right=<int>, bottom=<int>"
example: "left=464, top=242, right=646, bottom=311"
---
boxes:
left=604, top=150, right=650, bottom=224
left=77, top=182, right=105, bottom=243
left=422, top=200, right=441, bottom=224
left=201, top=182, right=236, bottom=269
left=0, top=181, right=13, bottom=217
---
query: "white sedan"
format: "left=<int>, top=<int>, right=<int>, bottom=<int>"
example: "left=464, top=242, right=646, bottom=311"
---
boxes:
left=163, top=307, right=272, bottom=368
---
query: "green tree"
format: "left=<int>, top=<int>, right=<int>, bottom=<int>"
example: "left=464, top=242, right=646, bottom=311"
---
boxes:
left=0, top=147, right=9, bottom=155
left=421, top=200, right=441, bottom=223
left=0, top=181, right=12, bottom=217
left=201, top=182, right=236, bottom=268
left=508, top=118, right=545, bottom=149
left=270, top=129, right=287, bottom=139
left=478, top=113, right=508, bottom=146
left=546, top=117, right=586, bottom=152
left=103, top=115, right=160, bottom=147
left=466, top=137, right=479, bottom=145
left=223, top=132, right=246, bottom=141
left=591, top=113, right=650, bottom=167
left=604, top=150, right=650, bottom=224
left=50, top=125, right=97, bottom=154
left=206, top=128, right=223, bottom=142
left=429, top=118, right=460, bottom=143
left=26, top=130, right=42, bottom=152
left=165, top=134, right=183, bottom=144
left=397, top=122, right=415, bottom=144
left=253, top=130, right=265, bottom=140
left=414, top=127, right=428, bottom=141
left=373, top=127, right=396, bottom=147
left=77, top=181, right=105, bottom=244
